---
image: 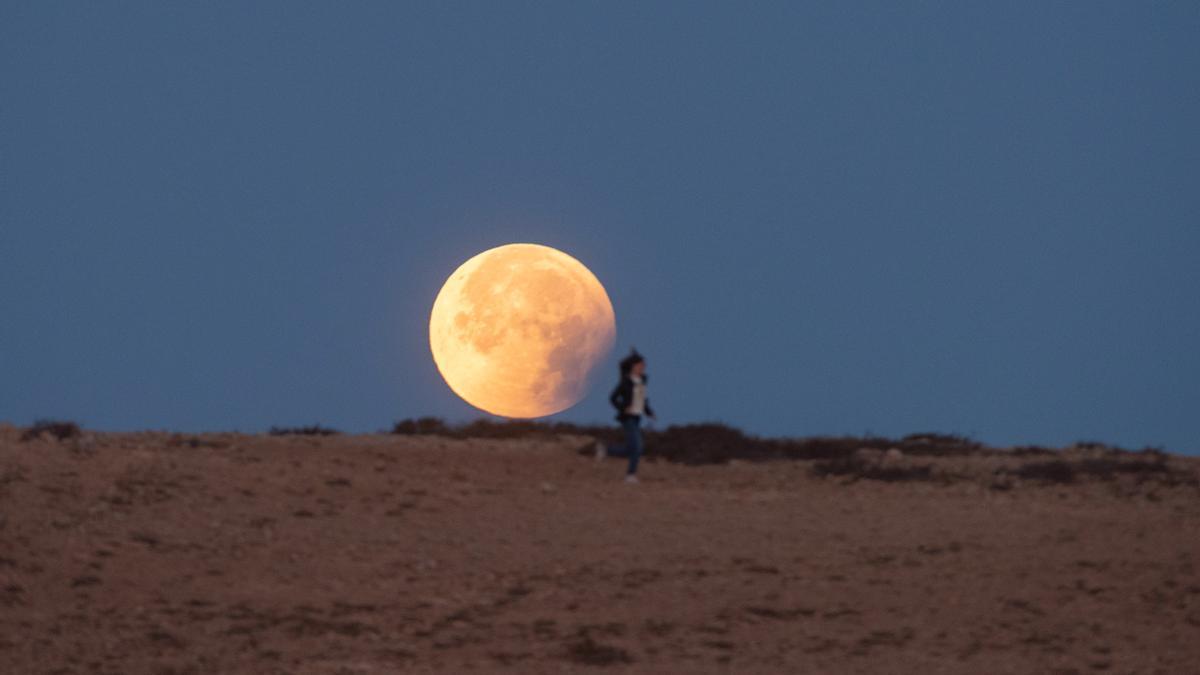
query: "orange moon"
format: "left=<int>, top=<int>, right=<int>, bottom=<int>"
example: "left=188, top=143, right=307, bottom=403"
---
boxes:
left=429, top=243, right=617, bottom=418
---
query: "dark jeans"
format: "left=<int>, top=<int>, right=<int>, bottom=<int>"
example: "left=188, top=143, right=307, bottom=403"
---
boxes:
left=606, top=415, right=644, bottom=475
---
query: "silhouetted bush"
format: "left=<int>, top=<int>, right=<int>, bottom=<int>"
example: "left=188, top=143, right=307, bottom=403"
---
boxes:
left=1126, top=446, right=1168, bottom=461
left=168, top=434, right=229, bottom=449
left=384, top=418, right=1192, bottom=478
left=391, top=417, right=451, bottom=435
left=458, top=419, right=555, bottom=438
left=390, top=417, right=620, bottom=443
left=21, top=419, right=81, bottom=442
left=1079, top=458, right=1196, bottom=486
left=643, top=427, right=986, bottom=464
left=1073, top=440, right=1121, bottom=454
left=1008, top=456, right=1196, bottom=487
left=1010, top=445, right=1056, bottom=456
left=458, top=418, right=618, bottom=440
left=268, top=425, right=340, bottom=436
left=644, top=423, right=775, bottom=464
left=898, top=432, right=982, bottom=456
left=1012, top=460, right=1077, bottom=484
left=1079, top=458, right=1166, bottom=478
left=634, top=425, right=905, bottom=465
left=397, top=418, right=947, bottom=465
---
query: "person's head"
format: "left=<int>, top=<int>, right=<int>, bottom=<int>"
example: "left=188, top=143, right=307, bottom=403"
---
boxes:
left=619, top=349, right=646, bottom=378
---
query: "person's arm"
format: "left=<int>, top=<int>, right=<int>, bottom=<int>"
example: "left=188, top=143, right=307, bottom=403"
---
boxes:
left=645, top=398, right=655, bottom=419
left=610, top=379, right=629, bottom=411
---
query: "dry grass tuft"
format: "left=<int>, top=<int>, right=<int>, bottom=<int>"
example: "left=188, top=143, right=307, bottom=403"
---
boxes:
left=268, top=425, right=340, bottom=437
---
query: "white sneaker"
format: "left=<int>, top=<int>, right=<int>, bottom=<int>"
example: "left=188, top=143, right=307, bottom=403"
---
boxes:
left=594, top=440, right=607, bottom=462
left=624, top=474, right=639, bottom=484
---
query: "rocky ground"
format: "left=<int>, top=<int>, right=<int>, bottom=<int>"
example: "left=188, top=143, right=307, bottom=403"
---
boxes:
left=1, top=424, right=1198, bottom=674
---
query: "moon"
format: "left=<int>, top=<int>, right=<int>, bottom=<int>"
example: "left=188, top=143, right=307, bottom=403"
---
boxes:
left=429, top=243, right=617, bottom=418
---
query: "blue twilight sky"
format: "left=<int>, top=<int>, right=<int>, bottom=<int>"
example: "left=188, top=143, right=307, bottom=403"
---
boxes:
left=2, top=3, right=1198, bottom=452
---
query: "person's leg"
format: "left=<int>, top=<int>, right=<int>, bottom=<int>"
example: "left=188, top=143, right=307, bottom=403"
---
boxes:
left=605, top=417, right=637, bottom=457
left=625, top=417, right=643, bottom=476
left=606, top=424, right=630, bottom=457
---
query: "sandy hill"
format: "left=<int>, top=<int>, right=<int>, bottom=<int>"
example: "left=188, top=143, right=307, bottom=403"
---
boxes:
left=1, top=424, right=1198, bottom=674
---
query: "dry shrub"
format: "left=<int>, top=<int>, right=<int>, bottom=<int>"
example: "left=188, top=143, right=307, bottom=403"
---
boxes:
left=386, top=418, right=1193, bottom=483
left=391, top=417, right=620, bottom=444
left=898, top=432, right=982, bottom=456
left=779, top=436, right=890, bottom=461
left=1012, top=460, right=1078, bottom=484
left=645, top=427, right=980, bottom=464
left=168, top=434, right=229, bottom=449
left=21, top=420, right=81, bottom=442
left=391, top=417, right=451, bottom=435
left=268, top=425, right=339, bottom=436
left=1083, top=457, right=1197, bottom=487
left=458, top=419, right=561, bottom=439
left=1073, top=440, right=1117, bottom=452
left=810, top=456, right=936, bottom=483
left=645, top=424, right=777, bottom=464
left=1010, top=445, right=1056, bottom=456
left=1008, top=456, right=1196, bottom=487
left=390, top=417, right=908, bottom=465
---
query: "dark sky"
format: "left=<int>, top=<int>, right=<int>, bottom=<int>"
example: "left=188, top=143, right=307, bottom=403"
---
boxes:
left=3, top=3, right=1197, bottom=453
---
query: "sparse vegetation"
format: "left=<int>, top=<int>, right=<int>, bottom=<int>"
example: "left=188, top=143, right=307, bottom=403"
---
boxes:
left=1008, top=456, right=1196, bottom=487
left=387, top=418, right=1195, bottom=490
left=168, top=434, right=230, bottom=449
left=810, top=456, right=937, bottom=483
left=268, top=425, right=340, bottom=437
left=647, top=423, right=780, bottom=464
left=21, top=419, right=81, bottom=442
left=4, top=414, right=1196, bottom=672
left=898, top=432, right=982, bottom=456
left=391, top=418, right=984, bottom=464
left=16, top=415, right=1184, bottom=492
left=391, top=417, right=620, bottom=443
left=1010, top=445, right=1056, bottom=457
left=391, top=417, right=451, bottom=435
left=1073, top=440, right=1116, bottom=452
left=1011, top=460, right=1078, bottom=484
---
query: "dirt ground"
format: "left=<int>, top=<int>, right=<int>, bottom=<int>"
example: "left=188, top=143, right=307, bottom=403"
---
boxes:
left=2, top=427, right=1198, bottom=674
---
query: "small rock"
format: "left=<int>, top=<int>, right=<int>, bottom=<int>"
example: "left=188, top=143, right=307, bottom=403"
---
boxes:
left=540, top=482, right=557, bottom=494
left=884, top=448, right=904, bottom=461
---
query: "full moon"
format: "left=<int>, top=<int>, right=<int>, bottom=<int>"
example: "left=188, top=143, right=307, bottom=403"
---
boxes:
left=429, top=243, right=616, bottom=418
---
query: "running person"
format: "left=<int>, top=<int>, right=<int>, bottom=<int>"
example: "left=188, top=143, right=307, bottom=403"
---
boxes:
left=595, top=349, right=655, bottom=483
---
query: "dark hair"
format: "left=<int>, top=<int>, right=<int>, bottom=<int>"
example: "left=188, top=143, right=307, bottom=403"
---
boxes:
left=619, top=348, right=645, bottom=376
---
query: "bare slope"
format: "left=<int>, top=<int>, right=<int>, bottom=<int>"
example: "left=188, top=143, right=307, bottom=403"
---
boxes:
left=1, top=426, right=1198, bottom=674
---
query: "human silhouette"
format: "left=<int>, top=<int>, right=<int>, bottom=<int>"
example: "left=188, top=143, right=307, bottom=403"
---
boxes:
left=595, top=349, right=655, bottom=483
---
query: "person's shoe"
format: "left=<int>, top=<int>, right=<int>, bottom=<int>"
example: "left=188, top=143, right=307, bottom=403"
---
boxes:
left=624, top=474, right=639, bottom=484
left=594, top=440, right=606, bottom=462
